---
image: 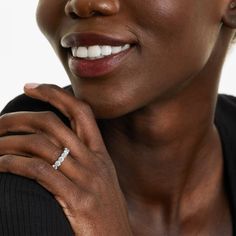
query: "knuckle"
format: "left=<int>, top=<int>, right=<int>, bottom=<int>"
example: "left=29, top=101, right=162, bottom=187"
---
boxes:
left=0, top=155, right=15, bottom=170
left=0, top=113, right=8, bottom=120
left=30, top=159, right=50, bottom=178
left=47, top=84, right=59, bottom=90
left=80, top=192, right=98, bottom=212
left=41, top=111, right=59, bottom=123
left=28, top=134, right=46, bottom=150
left=65, top=187, right=99, bottom=213
left=65, top=189, right=81, bottom=212
left=60, top=189, right=99, bottom=215
left=39, top=83, right=58, bottom=91
left=90, top=177, right=104, bottom=193
left=94, top=158, right=115, bottom=177
left=92, top=161, right=117, bottom=186
left=73, top=102, right=93, bottom=117
left=56, top=195, right=77, bottom=218
left=68, top=188, right=80, bottom=204
left=38, top=84, right=60, bottom=101
left=44, top=84, right=61, bottom=96
left=0, top=113, right=11, bottom=123
left=83, top=168, right=109, bottom=195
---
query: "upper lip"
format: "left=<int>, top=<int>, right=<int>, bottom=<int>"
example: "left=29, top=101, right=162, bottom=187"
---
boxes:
left=61, top=32, right=137, bottom=48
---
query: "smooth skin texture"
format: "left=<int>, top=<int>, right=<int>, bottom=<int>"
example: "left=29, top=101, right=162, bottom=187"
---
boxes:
left=0, top=0, right=236, bottom=235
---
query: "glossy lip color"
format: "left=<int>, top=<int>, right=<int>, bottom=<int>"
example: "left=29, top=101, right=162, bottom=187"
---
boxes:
left=68, top=47, right=134, bottom=78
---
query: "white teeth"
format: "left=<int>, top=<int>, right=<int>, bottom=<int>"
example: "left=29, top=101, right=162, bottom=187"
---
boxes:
left=122, top=44, right=130, bottom=51
left=72, top=47, right=77, bottom=57
left=77, top=47, right=88, bottom=58
left=101, top=46, right=112, bottom=56
left=71, top=44, right=131, bottom=59
left=88, top=45, right=101, bottom=58
left=111, top=46, right=122, bottom=54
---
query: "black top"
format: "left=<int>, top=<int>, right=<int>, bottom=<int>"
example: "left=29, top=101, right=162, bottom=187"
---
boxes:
left=0, top=92, right=236, bottom=236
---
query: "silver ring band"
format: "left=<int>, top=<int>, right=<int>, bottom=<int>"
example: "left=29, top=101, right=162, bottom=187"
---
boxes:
left=52, top=148, right=70, bottom=170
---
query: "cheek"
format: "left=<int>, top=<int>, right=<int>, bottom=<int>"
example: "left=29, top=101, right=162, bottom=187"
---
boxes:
left=134, top=0, right=221, bottom=88
left=36, top=0, right=65, bottom=46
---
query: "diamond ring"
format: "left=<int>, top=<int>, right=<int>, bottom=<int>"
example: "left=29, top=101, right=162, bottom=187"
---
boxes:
left=52, top=148, right=70, bottom=170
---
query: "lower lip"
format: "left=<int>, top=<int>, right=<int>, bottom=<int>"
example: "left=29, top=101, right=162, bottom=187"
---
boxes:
left=68, top=47, right=134, bottom=78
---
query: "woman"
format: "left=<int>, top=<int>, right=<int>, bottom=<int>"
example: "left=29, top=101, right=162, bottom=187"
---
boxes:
left=0, top=0, right=236, bottom=235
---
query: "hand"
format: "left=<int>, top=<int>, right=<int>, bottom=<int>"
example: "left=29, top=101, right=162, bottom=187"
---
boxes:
left=0, top=84, right=133, bottom=236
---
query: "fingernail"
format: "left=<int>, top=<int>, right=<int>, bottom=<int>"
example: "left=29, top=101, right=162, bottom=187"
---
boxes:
left=24, top=83, right=40, bottom=89
left=230, top=2, right=236, bottom=9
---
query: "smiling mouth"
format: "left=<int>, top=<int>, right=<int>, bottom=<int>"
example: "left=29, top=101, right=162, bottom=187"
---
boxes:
left=70, top=44, right=131, bottom=60
left=61, top=32, right=137, bottom=78
left=67, top=44, right=135, bottom=78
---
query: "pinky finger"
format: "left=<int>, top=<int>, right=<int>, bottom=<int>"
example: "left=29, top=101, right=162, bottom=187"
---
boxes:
left=0, top=155, right=77, bottom=202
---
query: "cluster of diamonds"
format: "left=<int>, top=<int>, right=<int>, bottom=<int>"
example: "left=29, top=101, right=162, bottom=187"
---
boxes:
left=52, top=148, right=70, bottom=170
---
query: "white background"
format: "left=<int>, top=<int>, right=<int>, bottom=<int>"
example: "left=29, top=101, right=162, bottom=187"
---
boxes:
left=0, top=1, right=236, bottom=111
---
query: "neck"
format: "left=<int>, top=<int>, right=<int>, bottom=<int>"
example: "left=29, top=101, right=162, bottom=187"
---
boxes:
left=98, top=82, right=225, bottom=229
left=99, top=83, right=221, bottom=195
left=97, top=42, right=226, bottom=216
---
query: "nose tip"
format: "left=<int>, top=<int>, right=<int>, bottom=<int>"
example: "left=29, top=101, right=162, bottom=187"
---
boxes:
left=65, top=0, right=120, bottom=19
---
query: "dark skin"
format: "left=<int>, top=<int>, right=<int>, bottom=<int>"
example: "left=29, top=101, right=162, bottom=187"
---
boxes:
left=0, top=0, right=236, bottom=235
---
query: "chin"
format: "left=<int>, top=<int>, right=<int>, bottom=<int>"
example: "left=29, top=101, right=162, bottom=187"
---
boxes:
left=72, top=91, right=136, bottom=120
left=84, top=100, right=134, bottom=120
left=68, top=83, right=135, bottom=119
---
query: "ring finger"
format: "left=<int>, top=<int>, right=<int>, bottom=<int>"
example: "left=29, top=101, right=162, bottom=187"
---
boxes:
left=0, top=134, right=87, bottom=182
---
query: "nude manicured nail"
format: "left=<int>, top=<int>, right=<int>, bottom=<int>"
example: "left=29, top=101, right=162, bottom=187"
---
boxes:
left=230, top=2, right=236, bottom=9
left=24, top=83, right=40, bottom=89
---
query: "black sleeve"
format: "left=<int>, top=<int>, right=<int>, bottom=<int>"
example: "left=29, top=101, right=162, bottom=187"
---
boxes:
left=0, top=94, right=74, bottom=236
